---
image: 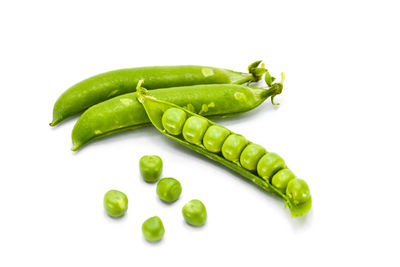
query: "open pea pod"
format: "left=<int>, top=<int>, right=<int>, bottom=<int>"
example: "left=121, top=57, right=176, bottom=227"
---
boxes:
left=136, top=81, right=312, bottom=217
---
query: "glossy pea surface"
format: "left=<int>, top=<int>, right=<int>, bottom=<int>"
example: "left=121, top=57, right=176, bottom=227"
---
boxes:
left=182, top=116, right=209, bottom=145
left=240, top=143, right=267, bottom=171
left=257, top=152, right=286, bottom=181
left=221, top=134, right=248, bottom=163
left=271, top=168, right=295, bottom=193
left=142, top=216, right=165, bottom=242
left=139, top=155, right=163, bottom=183
left=286, top=179, right=310, bottom=205
left=162, top=108, right=187, bottom=135
left=156, top=178, right=182, bottom=203
left=182, top=199, right=207, bottom=226
left=203, top=125, right=230, bottom=153
left=104, top=190, right=128, bottom=218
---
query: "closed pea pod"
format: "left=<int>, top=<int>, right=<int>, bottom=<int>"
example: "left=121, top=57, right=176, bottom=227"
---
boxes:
left=71, top=81, right=283, bottom=151
left=136, top=81, right=312, bottom=217
left=51, top=61, right=268, bottom=126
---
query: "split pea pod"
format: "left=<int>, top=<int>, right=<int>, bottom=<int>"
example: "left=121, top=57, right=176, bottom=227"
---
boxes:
left=51, top=61, right=267, bottom=126
left=136, top=81, right=312, bottom=217
left=71, top=83, right=283, bottom=151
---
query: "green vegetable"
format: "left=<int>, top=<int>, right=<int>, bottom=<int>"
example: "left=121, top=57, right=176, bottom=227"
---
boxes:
left=286, top=178, right=310, bottom=205
left=203, top=125, right=230, bottom=153
left=162, top=108, right=187, bottom=135
left=239, top=143, right=267, bottom=171
left=71, top=81, right=283, bottom=151
left=103, top=190, right=128, bottom=218
left=136, top=80, right=312, bottom=217
left=139, top=155, right=163, bottom=183
left=51, top=61, right=268, bottom=126
left=156, top=178, right=182, bottom=203
left=182, top=200, right=207, bottom=226
left=142, top=216, right=165, bottom=242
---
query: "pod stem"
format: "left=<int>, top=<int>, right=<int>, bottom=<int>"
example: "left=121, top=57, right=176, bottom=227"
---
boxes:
left=248, top=60, right=269, bottom=82
left=269, top=72, right=285, bottom=105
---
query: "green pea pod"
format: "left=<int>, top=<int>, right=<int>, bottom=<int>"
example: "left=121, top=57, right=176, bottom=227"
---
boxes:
left=72, top=83, right=282, bottom=151
left=136, top=81, right=311, bottom=217
left=51, top=61, right=268, bottom=126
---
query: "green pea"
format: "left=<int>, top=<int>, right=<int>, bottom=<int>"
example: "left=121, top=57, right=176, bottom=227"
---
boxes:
left=239, top=143, right=267, bottom=171
left=182, top=116, right=209, bottom=145
left=142, top=216, right=165, bottom=242
left=182, top=199, right=207, bottom=226
left=271, top=168, right=295, bottom=193
left=156, top=178, right=182, bottom=203
left=104, top=190, right=128, bottom=218
left=139, top=155, right=163, bottom=183
left=221, top=134, right=248, bottom=163
left=202, top=125, right=230, bottom=153
left=286, top=179, right=310, bottom=205
left=162, top=108, right=187, bottom=135
left=256, top=152, right=286, bottom=181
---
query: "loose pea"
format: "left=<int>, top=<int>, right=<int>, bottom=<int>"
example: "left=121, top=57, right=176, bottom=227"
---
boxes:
left=221, top=134, right=248, bottom=163
left=239, top=143, right=267, bottom=171
left=286, top=179, right=311, bottom=205
left=271, top=168, right=295, bottom=193
left=139, top=155, right=163, bottom=183
left=182, top=199, right=207, bottom=226
left=203, top=125, right=230, bottom=153
left=182, top=116, right=209, bottom=145
left=162, top=108, right=187, bottom=135
left=156, top=178, right=182, bottom=203
left=142, top=216, right=165, bottom=242
left=104, top=190, right=128, bottom=218
left=257, top=152, right=286, bottom=181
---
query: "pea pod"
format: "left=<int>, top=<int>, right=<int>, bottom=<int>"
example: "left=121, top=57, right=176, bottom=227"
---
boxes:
left=51, top=61, right=268, bottom=126
left=136, top=81, right=311, bottom=217
left=71, top=83, right=283, bottom=151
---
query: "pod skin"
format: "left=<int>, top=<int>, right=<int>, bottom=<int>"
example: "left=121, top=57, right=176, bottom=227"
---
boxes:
left=136, top=81, right=312, bottom=218
left=51, top=61, right=267, bottom=126
left=71, top=83, right=282, bottom=151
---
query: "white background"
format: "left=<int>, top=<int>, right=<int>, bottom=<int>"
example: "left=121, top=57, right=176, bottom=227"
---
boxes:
left=1, top=0, right=399, bottom=266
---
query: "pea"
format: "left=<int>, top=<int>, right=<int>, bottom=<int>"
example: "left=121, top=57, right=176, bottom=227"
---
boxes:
left=142, top=216, right=165, bottom=242
left=257, top=152, right=286, bottom=181
left=286, top=179, right=311, bottom=205
left=103, top=190, right=128, bottom=218
left=271, top=168, right=295, bottom=193
left=221, top=134, right=248, bottom=163
left=182, top=199, right=207, bottom=226
left=182, top=116, right=209, bottom=145
left=202, top=125, right=230, bottom=153
left=239, top=143, right=267, bottom=171
left=139, top=155, right=163, bottom=183
left=156, top=178, right=182, bottom=203
left=161, top=108, right=187, bottom=135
